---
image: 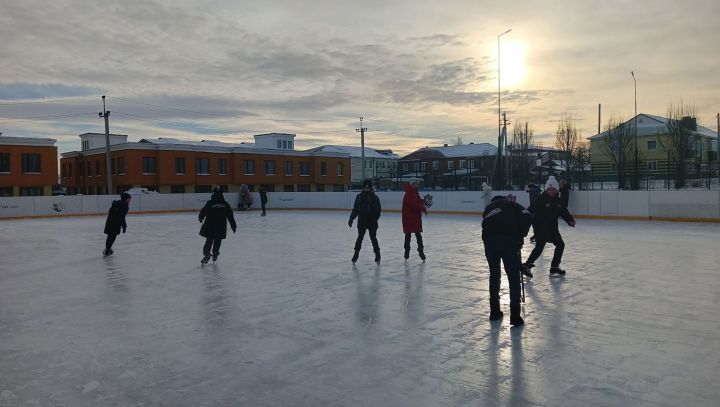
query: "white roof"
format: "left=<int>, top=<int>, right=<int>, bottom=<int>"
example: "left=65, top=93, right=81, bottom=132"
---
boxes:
left=588, top=114, right=718, bottom=140
left=310, top=145, right=399, bottom=159
left=0, top=136, right=56, bottom=146
left=431, top=143, right=497, bottom=158
left=139, top=138, right=252, bottom=148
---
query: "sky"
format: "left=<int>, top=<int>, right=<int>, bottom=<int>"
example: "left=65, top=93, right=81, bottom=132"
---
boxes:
left=1, top=0, right=719, bottom=155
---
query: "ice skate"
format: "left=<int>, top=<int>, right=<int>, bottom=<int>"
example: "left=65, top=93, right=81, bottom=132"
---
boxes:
left=521, top=263, right=534, bottom=279
left=212, top=253, right=219, bottom=263
left=103, top=249, right=110, bottom=256
left=418, top=249, right=426, bottom=263
left=374, top=251, right=381, bottom=264
left=489, top=310, right=503, bottom=321
left=549, top=266, right=566, bottom=276
left=201, top=255, right=211, bottom=265
left=404, top=248, right=410, bottom=261
left=351, top=250, right=359, bottom=263
left=510, top=315, right=525, bottom=326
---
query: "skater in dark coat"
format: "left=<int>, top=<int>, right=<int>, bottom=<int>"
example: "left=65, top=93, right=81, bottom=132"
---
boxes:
left=259, top=186, right=268, bottom=216
left=482, top=195, right=532, bottom=325
left=199, top=187, right=237, bottom=264
left=348, top=180, right=382, bottom=263
left=522, top=176, right=575, bottom=277
left=401, top=181, right=427, bottom=261
left=559, top=179, right=570, bottom=208
left=103, top=192, right=131, bottom=256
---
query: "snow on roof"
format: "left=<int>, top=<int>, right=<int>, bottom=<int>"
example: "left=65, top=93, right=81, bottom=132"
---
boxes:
left=431, top=143, right=497, bottom=158
left=310, top=145, right=398, bottom=159
left=588, top=114, right=718, bottom=140
left=0, top=136, right=56, bottom=146
left=139, top=138, right=252, bottom=148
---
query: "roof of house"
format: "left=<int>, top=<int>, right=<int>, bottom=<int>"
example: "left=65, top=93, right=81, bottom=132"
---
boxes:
left=401, top=143, right=497, bottom=159
left=0, top=135, right=57, bottom=146
left=307, top=145, right=399, bottom=159
left=587, top=114, right=718, bottom=140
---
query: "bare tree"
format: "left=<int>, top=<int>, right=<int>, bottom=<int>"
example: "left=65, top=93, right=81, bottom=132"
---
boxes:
left=600, top=116, right=635, bottom=189
left=660, top=102, right=698, bottom=189
left=451, top=136, right=464, bottom=146
left=511, top=121, right=534, bottom=186
left=554, top=115, right=581, bottom=185
left=572, top=141, right=591, bottom=189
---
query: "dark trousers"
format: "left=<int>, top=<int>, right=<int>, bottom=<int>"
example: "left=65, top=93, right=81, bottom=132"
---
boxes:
left=484, top=237, right=522, bottom=313
left=261, top=201, right=267, bottom=215
left=203, top=238, right=222, bottom=257
left=404, top=232, right=424, bottom=251
left=105, top=233, right=118, bottom=249
left=526, top=236, right=565, bottom=267
left=355, top=226, right=380, bottom=253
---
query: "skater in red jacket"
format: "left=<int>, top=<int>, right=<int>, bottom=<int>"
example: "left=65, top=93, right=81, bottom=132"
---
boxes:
left=402, top=181, right=427, bottom=261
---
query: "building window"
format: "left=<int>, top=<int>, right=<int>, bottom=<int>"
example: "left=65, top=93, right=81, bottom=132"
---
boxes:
left=459, top=160, right=466, bottom=169
left=432, top=161, right=438, bottom=171
left=469, top=160, right=476, bottom=169
left=195, top=185, right=212, bottom=193
left=277, top=140, right=282, bottom=149
left=284, top=184, right=295, bottom=192
left=143, top=157, right=157, bottom=174
left=196, top=158, right=210, bottom=175
left=413, top=162, right=420, bottom=171
left=285, top=161, right=293, bottom=176
left=95, top=160, right=101, bottom=176
left=647, top=161, right=657, bottom=171
left=0, top=187, right=12, bottom=197
left=647, top=140, right=657, bottom=151
left=244, top=160, right=255, bottom=175
left=176, top=157, right=186, bottom=174
left=21, top=153, right=41, bottom=173
left=333, top=184, right=345, bottom=192
left=219, top=159, right=227, bottom=175
left=117, top=157, right=125, bottom=174
left=402, top=163, right=408, bottom=172
left=0, top=153, right=10, bottom=172
left=421, top=162, right=427, bottom=171
left=264, top=160, right=276, bottom=175
left=19, top=187, right=42, bottom=196
left=171, top=185, right=185, bottom=194
left=297, top=184, right=311, bottom=192
left=283, top=140, right=288, bottom=149
left=448, top=161, right=454, bottom=170
left=320, top=162, right=327, bottom=176
left=87, top=162, right=92, bottom=177
left=316, top=184, right=325, bottom=192
left=300, top=161, right=310, bottom=176
left=288, top=141, right=293, bottom=149
left=337, top=162, right=344, bottom=176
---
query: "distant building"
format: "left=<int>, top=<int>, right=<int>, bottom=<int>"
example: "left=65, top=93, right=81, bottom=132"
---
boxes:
left=0, top=135, right=58, bottom=196
left=588, top=114, right=719, bottom=186
left=60, top=133, right=350, bottom=195
left=398, top=143, right=497, bottom=190
left=306, top=145, right=399, bottom=184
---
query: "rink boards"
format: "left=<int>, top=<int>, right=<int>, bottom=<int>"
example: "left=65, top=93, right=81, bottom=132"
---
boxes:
left=1, top=190, right=719, bottom=222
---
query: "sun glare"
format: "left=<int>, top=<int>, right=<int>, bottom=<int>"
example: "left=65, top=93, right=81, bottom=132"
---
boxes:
left=499, top=41, right=526, bottom=88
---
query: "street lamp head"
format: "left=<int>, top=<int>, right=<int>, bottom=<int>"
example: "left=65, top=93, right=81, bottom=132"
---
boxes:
left=631, top=71, right=635, bottom=78
left=499, top=28, right=512, bottom=37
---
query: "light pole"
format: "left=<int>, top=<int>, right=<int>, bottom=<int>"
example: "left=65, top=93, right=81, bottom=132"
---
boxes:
left=631, top=71, right=638, bottom=189
left=497, top=28, right=511, bottom=188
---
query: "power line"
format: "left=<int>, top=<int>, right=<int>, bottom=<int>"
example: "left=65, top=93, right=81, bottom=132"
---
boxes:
left=0, top=96, right=99, bottom=106
left=0, top=112, right=96, bottom=124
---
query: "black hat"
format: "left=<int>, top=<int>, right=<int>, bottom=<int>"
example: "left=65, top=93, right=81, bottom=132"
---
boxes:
left=362, top=180, right=373, bottom=189
left=120, top=192, right=131, bottom=200
left=213, top=186, right=223, bottom=193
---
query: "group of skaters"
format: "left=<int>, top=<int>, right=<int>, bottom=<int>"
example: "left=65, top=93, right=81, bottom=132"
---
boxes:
left=102, top=175, right=574, bottom=326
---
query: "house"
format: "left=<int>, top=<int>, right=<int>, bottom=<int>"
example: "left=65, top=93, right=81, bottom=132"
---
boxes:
left=398, top=143, right=497, bottom=190
left=0, top=135, right=58, bottom=196
left=306, top=145, right=399, bottom=185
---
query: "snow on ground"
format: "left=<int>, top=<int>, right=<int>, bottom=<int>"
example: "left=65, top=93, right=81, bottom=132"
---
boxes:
left=1, top=211, right=719, bottom=406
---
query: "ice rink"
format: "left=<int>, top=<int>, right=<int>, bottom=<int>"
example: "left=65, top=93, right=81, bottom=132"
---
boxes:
left=1, top=210, right=719, bottom=406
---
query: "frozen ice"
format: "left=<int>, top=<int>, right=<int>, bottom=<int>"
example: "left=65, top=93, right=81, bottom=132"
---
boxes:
left=1, top=211, right=719, bottom=406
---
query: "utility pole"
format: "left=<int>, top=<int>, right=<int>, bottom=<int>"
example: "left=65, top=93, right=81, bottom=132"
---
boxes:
left=716, top=112, right=719, bottom=178
left=99, top=95, right=112, bottom=195
left=598, top=103, right=601, bottom=135
left=356, top=117, right=367, bottom=182
left=502, top=112, right=510, bottom=188
left=631, top=71, right=639, bottom=190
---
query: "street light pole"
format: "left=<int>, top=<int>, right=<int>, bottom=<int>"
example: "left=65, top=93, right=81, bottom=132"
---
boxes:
left=496, top=28, right=511, bottom=189
left=99, top=95, right=112, bottom=195
left=356, top=117, right=367, bottom=182
left=631, top=71, right=638, bottom=189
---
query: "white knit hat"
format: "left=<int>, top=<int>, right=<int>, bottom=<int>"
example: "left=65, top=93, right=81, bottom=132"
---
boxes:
left=545, top=176, right=560, bottom=191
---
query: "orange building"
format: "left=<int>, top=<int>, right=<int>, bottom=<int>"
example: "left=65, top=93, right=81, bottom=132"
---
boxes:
left=60, top=133, right=351, bottom=194
left=0, top=136, right=58, bottom=196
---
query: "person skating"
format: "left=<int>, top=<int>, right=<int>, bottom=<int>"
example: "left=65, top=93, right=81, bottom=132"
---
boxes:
left=526, top=183, right=541, bottom=243
left=238, top=184, right=253, bottom=211
left=259, top=186, right=268, bottom=216
left=103, top=192, right=132, bottom=256
left=559, top=179, right=570, bottom=208
left=348, top=180, right=382, bottom=263
left=522, top=176, right=575, bottom=277
left=199, top=186, right=237, bottom=264
left=482, top=195, right=532, bottom=325
left=401, top=180, right=427, bottom=262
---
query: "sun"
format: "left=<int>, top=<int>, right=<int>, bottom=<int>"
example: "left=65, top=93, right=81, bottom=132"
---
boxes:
left=498, top=41, right=527, bottom=88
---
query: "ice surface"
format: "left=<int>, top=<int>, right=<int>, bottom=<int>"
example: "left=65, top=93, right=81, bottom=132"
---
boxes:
left=1, top=211, right=719, bottom=406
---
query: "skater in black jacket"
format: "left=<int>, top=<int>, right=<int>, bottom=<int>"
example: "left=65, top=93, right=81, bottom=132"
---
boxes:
left=482, top=195, right=532, bottom=325
left=103, top=192, right=131, bottom=256
left=348, top=180, right=382, bottom=263
left=259, top=186, right=268, bottom=216
left=522, top=176, right=575, bottom=277
left=199, top=187, right=237, bottom=264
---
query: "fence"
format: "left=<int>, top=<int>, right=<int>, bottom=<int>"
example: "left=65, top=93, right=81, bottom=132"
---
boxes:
left=1, top=190, right=719, bottom=221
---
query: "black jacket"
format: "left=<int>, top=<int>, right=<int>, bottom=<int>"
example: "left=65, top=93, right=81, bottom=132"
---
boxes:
left=199, top=198, right=237, bottom=239
left=482, top=198, right=532, bottom=247
left=259, top=189, right=268, bottom=204
left=349, top=191, right=381, bottom=229
left=104, top=200, right=129, bottom=235
left=528, top=192, right=574, bottom=241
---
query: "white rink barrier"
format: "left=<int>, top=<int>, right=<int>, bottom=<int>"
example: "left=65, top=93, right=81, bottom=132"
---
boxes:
left=1, top=190, right=719, bottom=221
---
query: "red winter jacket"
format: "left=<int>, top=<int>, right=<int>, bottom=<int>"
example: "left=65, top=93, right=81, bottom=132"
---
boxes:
left=402, top=183, right=427, bottom=233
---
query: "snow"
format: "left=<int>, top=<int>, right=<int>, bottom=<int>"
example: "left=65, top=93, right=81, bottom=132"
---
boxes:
left=1, top=211, right=719, bottom=406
